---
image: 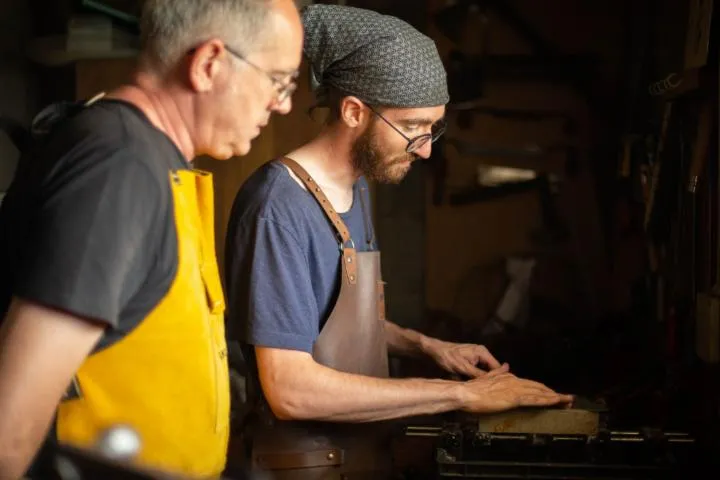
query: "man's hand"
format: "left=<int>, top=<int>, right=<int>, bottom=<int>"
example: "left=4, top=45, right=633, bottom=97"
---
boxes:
left=459, top=367, right=574, bottom=413
left=422, top=337, right=503, bottom=378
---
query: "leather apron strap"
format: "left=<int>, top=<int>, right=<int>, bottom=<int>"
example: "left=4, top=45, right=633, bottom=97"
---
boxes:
left=281, top=157, right=357, bottom=285
left=280, top=157, right=351, bottom=244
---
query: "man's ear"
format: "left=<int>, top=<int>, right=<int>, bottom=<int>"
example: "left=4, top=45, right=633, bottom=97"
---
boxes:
left=187, top=39, right=227, bottom=93
left=340, top=96, right=370, bottom=129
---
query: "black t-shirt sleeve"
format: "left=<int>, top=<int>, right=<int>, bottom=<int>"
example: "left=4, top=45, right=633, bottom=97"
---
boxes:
left=14, top=137, right=163, bottom=328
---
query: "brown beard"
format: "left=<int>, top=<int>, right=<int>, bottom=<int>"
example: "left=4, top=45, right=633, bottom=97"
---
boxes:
left=351, top=121, right=417, bottom=184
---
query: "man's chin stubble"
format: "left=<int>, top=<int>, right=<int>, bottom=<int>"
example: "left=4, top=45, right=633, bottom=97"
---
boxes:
left=374, top=163, right=411, bottom=184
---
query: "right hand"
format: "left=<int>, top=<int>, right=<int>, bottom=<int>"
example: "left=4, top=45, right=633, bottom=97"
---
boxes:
left=459, top=364, right=574, bottom=413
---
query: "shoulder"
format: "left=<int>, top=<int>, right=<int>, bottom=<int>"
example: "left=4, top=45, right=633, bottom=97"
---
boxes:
left=230, top=159, right=318, bottom=226
left=41, top=100, right=152, bottom=152
left=35, top=100, right=183, bottom=197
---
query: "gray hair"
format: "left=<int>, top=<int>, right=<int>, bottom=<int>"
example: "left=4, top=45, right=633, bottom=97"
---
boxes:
left=139, top=0, right=276, bottom=73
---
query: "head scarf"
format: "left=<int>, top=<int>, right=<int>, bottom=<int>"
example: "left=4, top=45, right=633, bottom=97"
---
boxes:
left=301, top=4, right=449, bottom=108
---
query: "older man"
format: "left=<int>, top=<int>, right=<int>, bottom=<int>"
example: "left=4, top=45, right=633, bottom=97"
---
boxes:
left=0, top=0, right=302, bottom=478
left=225, top=4, right=572, bottom=479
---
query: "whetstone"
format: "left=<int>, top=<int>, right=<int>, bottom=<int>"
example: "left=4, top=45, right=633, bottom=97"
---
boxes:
left=475, top=407, right=600, bottom=436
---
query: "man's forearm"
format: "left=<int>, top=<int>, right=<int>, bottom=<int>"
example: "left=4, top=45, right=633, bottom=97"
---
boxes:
left=0, top=423, right=51, bottom=480
left=257, top=347, right=573, bottom=423
left=258, top=348, right=463, bottom=422
left=383, top=320, right=430, bottom=358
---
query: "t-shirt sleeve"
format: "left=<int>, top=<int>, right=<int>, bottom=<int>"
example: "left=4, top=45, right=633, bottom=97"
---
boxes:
left=227, top=216, right=319, bottom=353
left=13, top=140, right=162, bottom=328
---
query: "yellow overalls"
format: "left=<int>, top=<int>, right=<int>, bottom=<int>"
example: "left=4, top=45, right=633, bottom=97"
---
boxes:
left=56, top=170, right=230, bottom=478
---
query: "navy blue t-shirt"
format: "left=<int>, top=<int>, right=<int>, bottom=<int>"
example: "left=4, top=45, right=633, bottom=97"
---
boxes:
left=225, top=159, right=377, bottom=357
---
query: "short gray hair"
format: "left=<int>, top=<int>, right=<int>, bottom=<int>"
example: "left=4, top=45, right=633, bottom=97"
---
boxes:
left=140, top=0, right=275, bottom=72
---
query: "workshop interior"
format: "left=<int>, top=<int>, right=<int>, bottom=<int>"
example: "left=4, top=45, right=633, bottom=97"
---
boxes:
left=1, top=0, right=719, bottom=478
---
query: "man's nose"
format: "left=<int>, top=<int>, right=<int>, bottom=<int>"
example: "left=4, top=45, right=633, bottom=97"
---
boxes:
left=414, top=140, right=433, bottom=160
left=271, top=95, right=293, bottom=115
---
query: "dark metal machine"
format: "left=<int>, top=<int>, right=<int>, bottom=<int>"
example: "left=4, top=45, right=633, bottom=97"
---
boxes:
left=407, top=426, right=696, bottom=479
left=396, top=403, right=704, bottom=480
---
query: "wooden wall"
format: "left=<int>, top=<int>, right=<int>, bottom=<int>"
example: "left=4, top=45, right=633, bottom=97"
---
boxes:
left=421, top=0, right=627, bottom=325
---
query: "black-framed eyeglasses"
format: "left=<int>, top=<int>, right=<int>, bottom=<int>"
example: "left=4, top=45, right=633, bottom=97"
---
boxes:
left=223, top=44, right=299, bottom=104
left=366, top=104, right=446, bottom=153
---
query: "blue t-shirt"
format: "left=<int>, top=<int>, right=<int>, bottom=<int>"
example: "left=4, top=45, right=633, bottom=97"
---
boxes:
left=224, top=159, right=377, bottom=356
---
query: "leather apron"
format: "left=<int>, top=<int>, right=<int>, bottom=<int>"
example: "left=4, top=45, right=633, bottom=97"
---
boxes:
left=246, top=157, right=393, bottom=480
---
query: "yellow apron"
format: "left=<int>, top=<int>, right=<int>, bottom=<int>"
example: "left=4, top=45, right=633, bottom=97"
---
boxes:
left=56, top=170, right=230, bottom=478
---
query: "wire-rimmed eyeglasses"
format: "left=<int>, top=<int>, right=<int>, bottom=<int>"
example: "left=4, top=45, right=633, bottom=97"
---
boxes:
left=223, top=44, right=299, bottom=104
left=365, top=104, right=446, bottom=153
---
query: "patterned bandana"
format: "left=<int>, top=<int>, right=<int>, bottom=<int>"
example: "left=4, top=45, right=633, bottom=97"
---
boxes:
left=301, top=4, right=449, bottom=108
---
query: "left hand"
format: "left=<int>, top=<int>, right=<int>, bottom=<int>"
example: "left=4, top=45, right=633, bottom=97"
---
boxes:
left=422, top=338, right=504, bottom=378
